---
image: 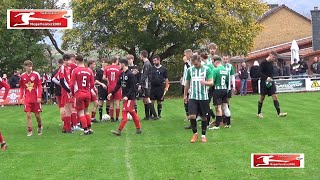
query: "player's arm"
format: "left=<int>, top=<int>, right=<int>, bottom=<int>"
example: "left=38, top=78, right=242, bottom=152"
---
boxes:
left=200, top=69, right=213, bottom=86
left=259, top=62, right=268, bottom=81
left=124, top=73, right=135, bottom=99
left=183, top=69, right=191, bottom=103
left=110, top=75, right=121, bottom=96
left=139, top=64, right=149, bottom=86
left=59, top=66, right=71, bottom=93
left=0, top=81, right=10, bottom=100
left=164, top=68, right=169, bottom=91
left=19, top=77, right=25, bottom=102
left=69, top=70, right=76, bottom=96
left=37, top=74, right=42, bottom=103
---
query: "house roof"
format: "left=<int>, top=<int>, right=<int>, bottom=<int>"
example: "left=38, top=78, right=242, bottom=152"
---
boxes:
left=258, top=4, right=311, bottom=23
left=246, top=37, right=312, bottom=61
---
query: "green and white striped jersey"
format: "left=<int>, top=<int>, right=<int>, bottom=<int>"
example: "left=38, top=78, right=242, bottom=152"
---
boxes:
left=212, top=65, right=229, bottom=90
left=223, top=63, right=235, bottom=90
left=186, top=65, right=213, bottom=100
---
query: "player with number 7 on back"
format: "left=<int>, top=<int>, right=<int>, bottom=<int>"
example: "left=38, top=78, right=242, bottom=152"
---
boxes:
left=69, top=55, right=96, bottom=135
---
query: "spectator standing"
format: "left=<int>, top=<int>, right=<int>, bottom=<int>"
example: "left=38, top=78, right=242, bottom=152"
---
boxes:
left=250, top=61, right=260, bottom=94
left=298, top=58, right=308, bottom=77
left=310, top=57, right=320, bottom=75
left=239, top=62, right=248, bottom=95
left=9, top=70, right=20, bottom=88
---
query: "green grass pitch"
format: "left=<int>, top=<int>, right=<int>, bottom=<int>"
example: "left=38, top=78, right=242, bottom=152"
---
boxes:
left=0, top=92, right=319, bottom=179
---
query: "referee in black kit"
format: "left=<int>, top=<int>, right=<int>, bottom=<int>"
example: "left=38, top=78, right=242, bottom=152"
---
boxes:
left=257, top=51, right=287, bottom=118
left=150, top=55, right=169, bottom=119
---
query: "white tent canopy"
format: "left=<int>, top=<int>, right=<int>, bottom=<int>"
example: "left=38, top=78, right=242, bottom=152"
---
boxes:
left=290, top=40, right=300, bottom=64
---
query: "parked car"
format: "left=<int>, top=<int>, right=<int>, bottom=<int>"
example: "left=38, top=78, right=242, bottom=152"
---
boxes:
left=235, top=78, right=253, bottom=95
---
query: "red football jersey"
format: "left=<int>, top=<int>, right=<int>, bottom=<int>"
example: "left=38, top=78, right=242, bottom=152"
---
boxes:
left=0, top=77, right=10, bottom=100
left=19, top=71, right=42, bottom=103
left=55, top=64, right=71, bottom=94
left=104, top=65, right=121, bottom=90
left=69, top=67, right=95, bottom=98
left=69, top=62, right=78, bottom=73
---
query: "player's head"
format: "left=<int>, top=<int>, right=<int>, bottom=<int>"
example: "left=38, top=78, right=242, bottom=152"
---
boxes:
left=119, top=58, right=129, bottom=70
left=14, top=70, right=20, bottom=75
left=69, top=54, right=76, bottom=63
left=140, top=50, right=148, bottom=60
left=58, top=58, right=64, bottom=66
left=200, top=52, right=208, bottom=61
left=75, top=55, right=84, bottom=65
left=152, top=55, right=161, bottom=66
left=110, top=56, right=118, bottom=65
left=100, top=58, right=108, bottom=68
left=268, top=51, right=278, bottom=62
left=23, top=60, right=33, bottom=72
left=2, top=74, right=7, bottom=78
left=87, top=60, right=96, bottom=70
left=193, top=49, right=201, bottom=56
left=213, top=56, right=222, bottom=67
left=62, top=54, right=71, bottom=66
left=184, top=49, right=193, bottom=59
left=127, top=54, right=134, bottom=65
left=208, top=43, right=218, bottom=55
left=191, top=54, right=201, bottom=68
left=222, top=54, right=230, bottom=64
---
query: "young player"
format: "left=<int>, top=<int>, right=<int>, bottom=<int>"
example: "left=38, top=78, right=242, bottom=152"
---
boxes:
left=95, top=58, right=110, bottom=121
left=257, top=51, right=287, bottom=118
left=184, top=55, right=213, bottom=143
left=139, top=50, right=157, bottom=120
left=108, top=58, right=142, bottom=136
left=69, top=55, right=95, bottom=135
left=0, top=77, right=10, bottom=150
left=19, top=60, right=43, bottom=136
left=222, top=54, right=235, bottom=127
left=209, top=57, right=231, bottom=130
left=150, top=55, right=169, bottom=119
left=51, top=59, right=64, bottom=123
left=103, top=57, right=122, bottom=122
left=127, top=54, right=140, bottom=112
left=55, top=54, right=73, bottom=133
left=87, top=60, right=99, bottom=122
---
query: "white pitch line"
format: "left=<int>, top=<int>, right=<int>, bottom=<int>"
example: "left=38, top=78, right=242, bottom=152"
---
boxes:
left=125, top=133, right=134, bottom=180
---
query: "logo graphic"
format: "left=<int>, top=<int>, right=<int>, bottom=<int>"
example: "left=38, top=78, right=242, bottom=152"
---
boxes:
left=26, top=82, right=34, bottom=92
left=251, top=153, right=304, bottom=168
left=311, top=80, right=320, bottom=88
left=7, top=9, right=72, bottom=29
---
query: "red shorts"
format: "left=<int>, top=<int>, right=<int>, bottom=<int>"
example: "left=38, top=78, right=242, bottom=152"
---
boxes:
left=108, top=89, right=122, bottom=101
left=73, top=96, right=90, bottom=111
left=61, top=93, right=72, bottom=107
left=56, top=96, right=64, bottom=108
left=122, top=100, right=135, bottom=112
left=24, top=102, right=42, bottom=113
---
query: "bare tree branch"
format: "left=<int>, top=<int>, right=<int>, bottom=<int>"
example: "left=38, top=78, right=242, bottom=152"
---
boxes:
left=44, top=29, right=64, bottom=55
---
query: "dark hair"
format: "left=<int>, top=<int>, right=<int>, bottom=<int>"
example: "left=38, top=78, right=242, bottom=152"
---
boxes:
left=111, top=56, right=118, bottom=63
left=63, top=54, right=71, bottom=61
left=69, top=54, right=76, bottom=58
left=270, top=51, right=278, bottom=57
left=140, top=50, right=148, bottom=58
left=75, top=55, right=84, bottom=62
left=152, top=55, right=160, bottom=60
left=119, top=58, right=129, bottom=66
left=58, top=58, right=64, bottom=65
left=200, top=52, right=208, bottom=59
left=191, top=55, right=200, bottom=62
left=208, top=43, right=217, bottom=49
left=100, top=58, right=108, bottom=64
left=127, top=54, right=134, bottom=60
left=24, top=60, right=33, bottom=66
left=213, top=56, right=222, bottom=62
left=87, top=59, right=96, bottom=66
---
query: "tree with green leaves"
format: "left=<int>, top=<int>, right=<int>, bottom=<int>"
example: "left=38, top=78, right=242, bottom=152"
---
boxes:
left=62, top=0, right=267, bottom=61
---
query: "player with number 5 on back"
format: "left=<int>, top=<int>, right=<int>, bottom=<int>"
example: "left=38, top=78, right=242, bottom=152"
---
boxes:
left=103, top=57, right=122, bottom=122
left=69, top=55, right=96, bottom=135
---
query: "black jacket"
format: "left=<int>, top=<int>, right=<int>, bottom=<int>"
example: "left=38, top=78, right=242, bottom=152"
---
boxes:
left=298, top=60, right=308, bottom=73
left=239, top=67, right=248, bottom=80
left=9, top=75, right=20, bottom=88
left=112, top=69, right=136, bottom=100
left=310, top=62, right=320, bottom=74
left=249, top=66, right=260, bottom=79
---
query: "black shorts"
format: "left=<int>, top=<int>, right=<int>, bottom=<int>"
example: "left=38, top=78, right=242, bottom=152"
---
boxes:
left=188, top=99, right=209, bottom=117
left=227, top=90, right=232, bottom=99
left=208, top=86, right=214, bottom=102
left=98, top=86, right=107, bottom=101
left=213, top=89, right=228, bottom=105
left=260, top=81, right=276, bottom=96
left=141, top=87, right=151, bottom=98
left=150, top=86, right=164, bottom=101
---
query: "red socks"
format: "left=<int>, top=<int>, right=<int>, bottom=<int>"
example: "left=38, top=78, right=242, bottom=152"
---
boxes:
left=110, top=108, right=114, bottom=118
left=80, top=116, right=87, bottom=129
left=85, top=114, right=91, bottom=128
left=71, top=112, right=78, bottom=126
left=91, top=111, right=96, bottom=119
left=0, top=132, right=4, bottom=144
left=63, top=116, right=71, bottom=131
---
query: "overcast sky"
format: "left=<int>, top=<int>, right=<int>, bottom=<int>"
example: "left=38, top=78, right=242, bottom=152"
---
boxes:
left=48, top=0, right=319, bottom=48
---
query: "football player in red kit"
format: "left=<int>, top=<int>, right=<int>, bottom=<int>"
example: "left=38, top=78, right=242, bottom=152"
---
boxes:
left=55, top=54, right=74, bottom=133
left=19, top=60, right=43, bottom=136
left=69, top=55, right=95, bottom=135
left=103, top=56, right=122, bottom=122
left=0, top=77, right=10, bottom=150
left=108, top=58, right=142, bottom=136
left=87, top=60, right=99, bottom=122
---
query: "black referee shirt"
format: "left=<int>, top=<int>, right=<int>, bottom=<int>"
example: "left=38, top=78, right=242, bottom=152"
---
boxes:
left=151, top=65, right=168, bottom=87
left=259, top=59, right=274, bottom=82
